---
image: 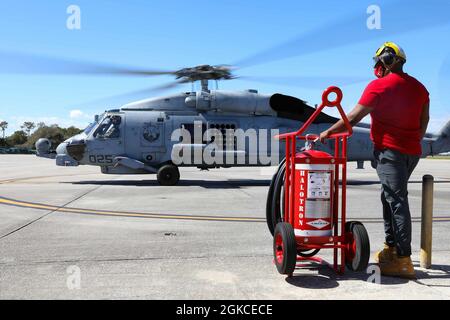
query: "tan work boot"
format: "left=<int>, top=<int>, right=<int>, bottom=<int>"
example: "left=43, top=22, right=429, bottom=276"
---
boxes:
left=374, top=243, right=396, bottom=263
left=379, top=256, right=416, bottom=279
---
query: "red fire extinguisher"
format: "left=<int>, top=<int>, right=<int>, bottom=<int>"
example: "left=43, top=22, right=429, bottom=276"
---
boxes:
left=294, top=139, right=335, bottom=237
left=268, top=86, right=370, bottom=277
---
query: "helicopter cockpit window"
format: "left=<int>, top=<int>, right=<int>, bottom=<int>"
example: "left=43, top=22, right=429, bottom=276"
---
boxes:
left=93, top=115, right=122, bottom=139
left=83, top=122, right=97, bottom=135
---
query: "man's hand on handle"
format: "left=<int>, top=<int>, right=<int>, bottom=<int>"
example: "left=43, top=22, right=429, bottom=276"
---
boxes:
left=318, top=130, right=331, bottom=144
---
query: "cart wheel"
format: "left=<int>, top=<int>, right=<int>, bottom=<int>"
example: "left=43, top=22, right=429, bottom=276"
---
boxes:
left=345, top=221, right=370, bottom=271
left=273, top=222, right=297, bottom=275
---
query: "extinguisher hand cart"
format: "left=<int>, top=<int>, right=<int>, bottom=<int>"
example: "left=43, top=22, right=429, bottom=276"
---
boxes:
left=271, top=86, right=370, bottom=277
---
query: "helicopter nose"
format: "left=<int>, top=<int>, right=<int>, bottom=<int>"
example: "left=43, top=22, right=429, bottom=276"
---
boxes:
left=56, top=141, right=67, bottom=155
left=55, top=139, right=84, bottom=166
left=65, top=139, right=86, bottom=161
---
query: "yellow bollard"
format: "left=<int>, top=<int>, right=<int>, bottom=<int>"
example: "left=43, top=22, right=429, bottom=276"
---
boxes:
left=420, top=174, right=434, bottom=269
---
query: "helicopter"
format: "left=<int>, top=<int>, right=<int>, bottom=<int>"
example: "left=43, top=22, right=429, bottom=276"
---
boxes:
left=3, top=1, right=449, bottom=185
left=27, top=61, right=449, bottom=185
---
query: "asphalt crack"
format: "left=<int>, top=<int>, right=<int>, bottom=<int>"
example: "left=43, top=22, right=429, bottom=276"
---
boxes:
left=0, top=253, right=274, bottom=266
left=0, top=183, right=107, bottom=240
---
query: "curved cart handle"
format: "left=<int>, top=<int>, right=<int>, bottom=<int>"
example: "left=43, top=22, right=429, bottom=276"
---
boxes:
left=276, top=86, right=353, bottom=140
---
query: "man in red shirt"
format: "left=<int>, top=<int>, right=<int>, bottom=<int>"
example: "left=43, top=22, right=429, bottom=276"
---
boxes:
left=319, top=42, right=430, bottom=279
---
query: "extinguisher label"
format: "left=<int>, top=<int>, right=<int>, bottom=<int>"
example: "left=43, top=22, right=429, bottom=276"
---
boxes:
left=294, top=170, right=308, bottom=229
left=294, top=168, right=333, bottom=235
left=296, top=169, right=307, bottom=228
left=307, top=171, right=331, bottom=198
left=306, top=219, right=331, bottom=229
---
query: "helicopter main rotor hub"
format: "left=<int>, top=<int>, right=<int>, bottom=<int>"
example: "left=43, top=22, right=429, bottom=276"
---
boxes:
left=174, top=64, right=235, bottom=83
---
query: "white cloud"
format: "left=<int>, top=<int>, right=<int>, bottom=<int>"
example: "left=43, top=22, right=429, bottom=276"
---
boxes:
left=70, top=109, right=87, bottom=119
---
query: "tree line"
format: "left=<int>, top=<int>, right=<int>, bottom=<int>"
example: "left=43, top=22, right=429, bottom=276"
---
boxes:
left=0, top=121, right=82, bottom=150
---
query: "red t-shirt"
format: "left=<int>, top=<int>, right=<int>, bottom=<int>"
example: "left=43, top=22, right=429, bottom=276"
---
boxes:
left=358, top=72, right=429, bottom=155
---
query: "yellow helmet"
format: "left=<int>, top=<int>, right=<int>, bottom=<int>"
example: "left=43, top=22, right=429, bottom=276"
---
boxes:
left=373, top=42, right=406, bottom=66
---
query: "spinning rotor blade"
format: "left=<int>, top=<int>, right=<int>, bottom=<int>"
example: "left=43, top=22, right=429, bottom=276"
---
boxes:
left=71, top=81, right=185, bottom=108
left=0, top=51, right=175, bottom=76
left=239, top=75, right=370, bottom=88
left=234, top=0, right=450, bottom=68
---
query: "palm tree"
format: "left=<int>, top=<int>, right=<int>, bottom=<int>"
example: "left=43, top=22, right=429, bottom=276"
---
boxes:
left=0, top=121, right=8, bottom=139
left=21, top=122, right=36, bottom=137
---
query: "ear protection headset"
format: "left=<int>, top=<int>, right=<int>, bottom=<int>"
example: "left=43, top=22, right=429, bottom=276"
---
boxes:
left=373, top=42, right=407, bottom=78
left=374, top=48, right=397, bottom=68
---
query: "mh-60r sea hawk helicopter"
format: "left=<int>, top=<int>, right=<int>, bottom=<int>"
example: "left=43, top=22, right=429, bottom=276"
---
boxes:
left=3, top=1, right=449, bottom=186
left=3, top=4, right=449, bottom=186
left=29, top=63, right=450, bottom=185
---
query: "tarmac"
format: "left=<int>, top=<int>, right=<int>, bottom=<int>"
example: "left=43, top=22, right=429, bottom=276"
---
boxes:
left=0, top=155, right=449, bottom=299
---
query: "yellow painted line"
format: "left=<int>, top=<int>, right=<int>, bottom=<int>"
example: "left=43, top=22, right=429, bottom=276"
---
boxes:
left=1, top=196, right=450, bottom=223
left=0, top=197, right=265, bottom=223
left=433, top=217, right=450, bottom=221
left=0, top=173, right=100, bottom=185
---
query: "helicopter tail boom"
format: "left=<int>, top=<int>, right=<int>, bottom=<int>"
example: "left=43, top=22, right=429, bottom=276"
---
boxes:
left=433, top=120, right=450, bottom=153
left=431, top=120, right=450, bottom=155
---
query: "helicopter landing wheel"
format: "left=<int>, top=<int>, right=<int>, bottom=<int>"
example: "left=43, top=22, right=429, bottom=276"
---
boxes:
left=157, top=164, right=180, bottom=186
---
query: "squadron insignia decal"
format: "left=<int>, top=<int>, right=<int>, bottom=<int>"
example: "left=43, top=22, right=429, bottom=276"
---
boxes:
left=143, top=124, right=160, bottom=143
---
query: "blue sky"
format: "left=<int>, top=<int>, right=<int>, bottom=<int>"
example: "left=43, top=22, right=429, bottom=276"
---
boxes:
left=0, top=0, right=449, bottom=134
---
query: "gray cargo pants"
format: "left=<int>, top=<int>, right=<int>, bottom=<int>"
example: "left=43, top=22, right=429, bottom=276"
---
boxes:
left=373, top=148, right=420, bottom=257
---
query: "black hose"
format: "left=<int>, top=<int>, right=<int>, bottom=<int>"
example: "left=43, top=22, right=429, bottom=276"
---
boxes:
left=266, top=158, right=285, bottom=236
left=266, top=158, right=320, bottom=257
